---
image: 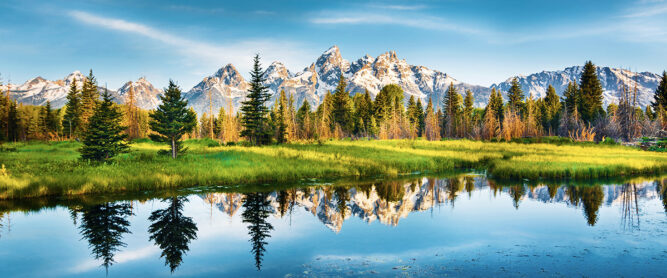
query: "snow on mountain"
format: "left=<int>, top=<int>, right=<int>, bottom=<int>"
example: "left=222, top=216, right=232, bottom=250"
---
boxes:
left=183, top=64, right=249, bottom=116
left=6, top=71, right=120, bottom=108
left=492, top=66, right=662, bottom=108
left=6, top=47, right=662, bottom=114
left=116, top=77, right=163, bottom=110
left=184, top=45, right=491, bottom=115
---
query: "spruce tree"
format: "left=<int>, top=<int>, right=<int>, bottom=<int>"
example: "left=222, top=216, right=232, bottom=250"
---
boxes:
left=331, top=74, right=353, bottom=134
left=543, top=85, right=561, bottom=132
left=7, top=101, right=18, bottom=142
left=652, top=71, right=667, bottom=112
left=296, top=99, right=313, bottom=139
left=507, top=78, right=524, bottom=113
left=463, top=90, right=474, bottom=134
left=64, top=78, right=81, bottom=138
left=563, top=81, right=580, bottom=115
left=442, top=83, right=461, bottom=137
left=353, top=91, right=373, bottom=136
left=275, top=90, right=288, bottom=143
left=240, top=55, right=270, bottom=145
left=578, top=61, right=604, bottom=123
left=488, top=88, right=504, bottom=124
left=149, top=80, right=196, bottom=159
left=80, top=70, right=99, bottom=130
left=79, top=90, right=128, bottom=162
left=42, top=101, right=58, bottom=137
left=374, top=84, right=403, bottom=123
left=416, top=99, right=425, bottom=136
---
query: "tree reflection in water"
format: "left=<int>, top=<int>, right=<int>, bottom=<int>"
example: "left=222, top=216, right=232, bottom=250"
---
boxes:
left=78, top=202, right=133, bottom=274
left=2, top=175, right=658, bottom=275
left=657, top=179, right=667, bottom=213
left=148, top=196, right=198, bottom=273
left=566, top=185, right=604, bottom=226
left=242, top=192, right=274, bottom=270
left=620, top=183, right=641, bottom=231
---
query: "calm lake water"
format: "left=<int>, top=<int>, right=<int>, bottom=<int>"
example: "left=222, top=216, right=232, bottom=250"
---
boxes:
left=0, top=175, right=666, bottom=277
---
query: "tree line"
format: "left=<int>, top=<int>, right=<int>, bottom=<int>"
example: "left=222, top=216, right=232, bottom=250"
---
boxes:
left=1, top=58, right=666, bottom=162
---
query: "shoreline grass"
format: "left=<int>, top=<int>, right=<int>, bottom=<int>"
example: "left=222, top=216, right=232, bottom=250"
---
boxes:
left=0, top=139, right=666, bottom=200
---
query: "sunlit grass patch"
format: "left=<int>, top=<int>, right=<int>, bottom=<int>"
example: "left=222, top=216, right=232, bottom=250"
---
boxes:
left=0, top=138, right=666, bottom=199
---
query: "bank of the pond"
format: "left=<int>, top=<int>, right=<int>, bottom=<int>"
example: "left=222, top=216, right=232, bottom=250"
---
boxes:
left=0, top=139, right=666, bottom=199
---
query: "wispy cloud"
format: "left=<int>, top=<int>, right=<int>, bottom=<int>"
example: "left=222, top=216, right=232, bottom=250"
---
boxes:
left=311, top=12, right=485, bottom=36
left=622, top=1, right=667, bottom=17
left=166, top=5, right=225, bottom=14
left=370, top=4, right=427, bottom=10
left=68, top=10, right=314, bottom=78
left=68, top=245, right=159, bottom=274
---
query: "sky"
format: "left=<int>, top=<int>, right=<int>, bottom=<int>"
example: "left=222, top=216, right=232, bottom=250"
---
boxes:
left=1, top=0, right=666, bottom=90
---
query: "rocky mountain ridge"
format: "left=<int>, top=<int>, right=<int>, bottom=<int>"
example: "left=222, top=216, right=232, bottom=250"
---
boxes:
left=3, top=46, right=662, bottom=114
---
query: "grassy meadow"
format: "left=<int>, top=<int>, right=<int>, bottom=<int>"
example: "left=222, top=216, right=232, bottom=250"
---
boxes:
left=0, top=138, right=666, bottom=199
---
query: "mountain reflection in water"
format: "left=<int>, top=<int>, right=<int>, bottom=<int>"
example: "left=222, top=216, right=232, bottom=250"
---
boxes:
left=0, top=175, right=665, bottom=277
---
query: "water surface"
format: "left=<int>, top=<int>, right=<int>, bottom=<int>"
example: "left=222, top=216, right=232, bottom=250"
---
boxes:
left=0, top=175, right=666, bottom=277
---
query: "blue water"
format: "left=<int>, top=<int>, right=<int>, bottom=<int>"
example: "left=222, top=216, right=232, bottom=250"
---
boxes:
left=0, top=175, right=665, bottom=277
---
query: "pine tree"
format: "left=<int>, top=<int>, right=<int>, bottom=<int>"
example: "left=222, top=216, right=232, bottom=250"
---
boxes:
left=424, top=98, right=441, bottom=140
left=542, top=85, right=561, bottom=133
left=216, top=106, right=226, bottom=139
left=507, top=78, right=524, bottom=113
left=240, top=55, right=271, bottom=145
left=652, top=71, right=667, bottom=112
left=80, top=70, right=99, bottom=131
left=316, top=91, right=333, bottom=139
left=79, top=90, right=128, bottom=162
left=482, top=101, right=499, bottom=140
left=149, top=80, right=196, bottom=159
left=416, top=99, right=425, bottom=137
left=331, top=75, right=353, bottom=135
left=463, top=90, right=474, bottom=136
left=64, top=78, right=81, bottom=139
left=7, top=101, right=19, bottom=142
left=406, top=96, right=419, bottom=137
left=563, top=81, right=580, bottom=116
left=353, top=91, right=373, bottom=136
left=374, top=84, right=403, bottom=123
left=442, top=83, right=461, bottom=137
left=275, top=90, right=288, bottom=143
left=487, top=88, right=504, bottom=124
left=579, top=61, right=604, bottom=123
left=296, top=100, right=313, bottom=139
left=0, top=78, right=8, bottom=141
left=42, top=101, right=58, bottom=139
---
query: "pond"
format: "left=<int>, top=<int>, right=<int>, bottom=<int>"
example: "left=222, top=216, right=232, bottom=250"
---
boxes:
left=0, top=174, right=666, bottom=277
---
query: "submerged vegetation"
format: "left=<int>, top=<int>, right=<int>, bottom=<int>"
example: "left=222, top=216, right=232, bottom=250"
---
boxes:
left=0, top=139, right=666, bottom=199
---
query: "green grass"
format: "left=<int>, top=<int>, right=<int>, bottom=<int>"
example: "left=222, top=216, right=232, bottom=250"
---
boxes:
left=0, top=138, right=666, bottom=199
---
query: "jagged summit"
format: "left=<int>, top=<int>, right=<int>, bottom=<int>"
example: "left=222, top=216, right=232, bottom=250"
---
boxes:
left=492, top=65, right=662, bottom=108
left=116, top=77, right=162, bottom=109
left=6, top=46, right=663, bottom=114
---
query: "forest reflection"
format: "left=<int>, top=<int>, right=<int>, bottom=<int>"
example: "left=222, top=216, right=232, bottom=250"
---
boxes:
left=0, top=175, right=665, bottom=274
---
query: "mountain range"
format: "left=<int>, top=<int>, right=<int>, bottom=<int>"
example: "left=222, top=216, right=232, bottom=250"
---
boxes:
left=2, top=46, right=662, bottom=115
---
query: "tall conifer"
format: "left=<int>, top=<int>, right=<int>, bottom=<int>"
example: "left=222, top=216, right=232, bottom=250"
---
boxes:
left=79, top=90, right=128, bottom=162
left=149, top=80, right=196, bottom=159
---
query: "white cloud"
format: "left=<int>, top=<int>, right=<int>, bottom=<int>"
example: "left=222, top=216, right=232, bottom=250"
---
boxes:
left=623, top=1, right=667, bottom=17
left=371, top=4, right=427, bottom=10
left=69, top=245, right=159, bottom=274
left=68, top=11, right=315, bottom=81
left=311, top=12, right=485, bottom=36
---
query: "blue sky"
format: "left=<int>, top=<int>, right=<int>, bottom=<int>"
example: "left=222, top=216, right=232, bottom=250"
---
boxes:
left=1, top=0, right=666, bottom=89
